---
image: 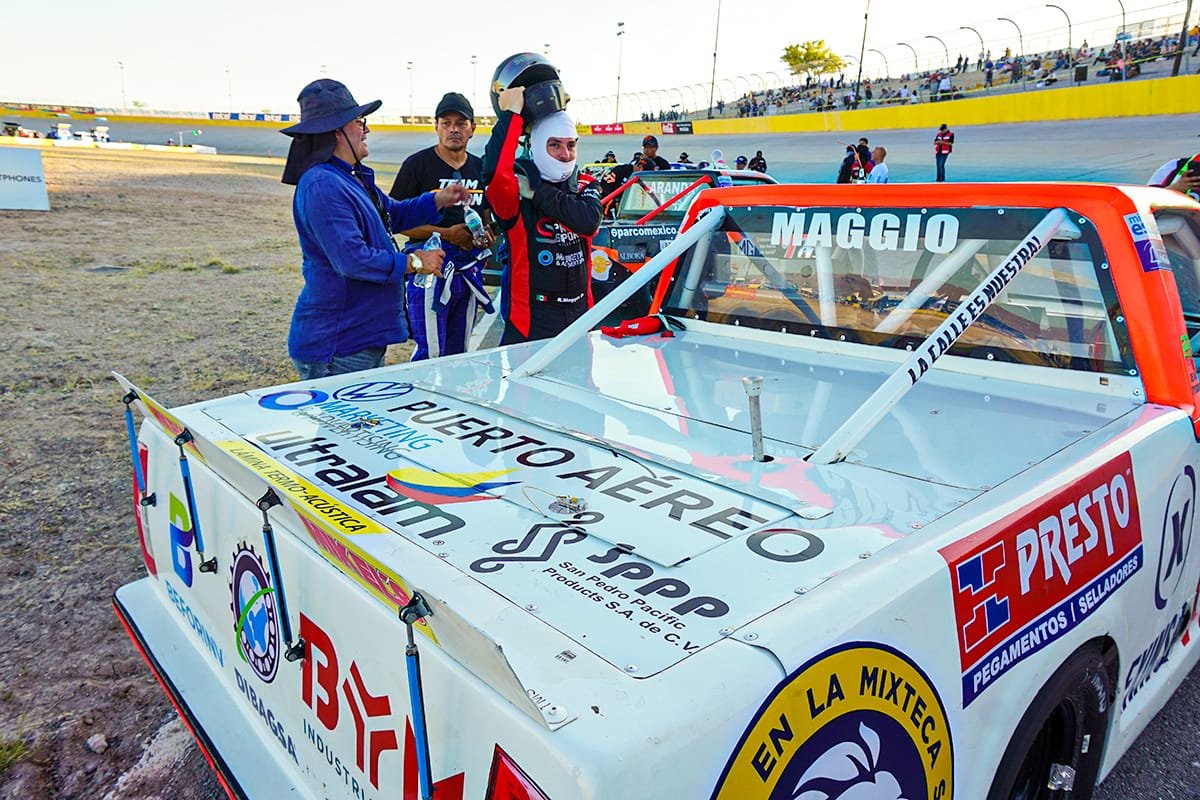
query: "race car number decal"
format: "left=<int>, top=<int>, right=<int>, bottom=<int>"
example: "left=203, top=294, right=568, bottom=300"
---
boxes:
left=940, top=453, right=1142, bottom=705
left=710, top=643, right=952, bottom=800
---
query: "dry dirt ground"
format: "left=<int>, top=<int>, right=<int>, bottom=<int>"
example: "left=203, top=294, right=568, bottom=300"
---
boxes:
left=0, top=147, right=414, bottom=799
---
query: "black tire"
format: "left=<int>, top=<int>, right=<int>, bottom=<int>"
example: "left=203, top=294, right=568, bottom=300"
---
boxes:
left=987, top=645, right=1112, bottom=800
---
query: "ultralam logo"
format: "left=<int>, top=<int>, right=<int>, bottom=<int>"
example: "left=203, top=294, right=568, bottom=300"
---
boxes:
left=710, top=643, right=953, bottom=800
left=229, top=543, right=281, bottom=684
left=940, top=453, right=1142, bottom=705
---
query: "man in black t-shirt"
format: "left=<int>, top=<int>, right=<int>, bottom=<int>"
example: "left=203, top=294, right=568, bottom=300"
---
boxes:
left=388, top=92, right=494, bottom=360
left=638, top=135, right=671, bottom=170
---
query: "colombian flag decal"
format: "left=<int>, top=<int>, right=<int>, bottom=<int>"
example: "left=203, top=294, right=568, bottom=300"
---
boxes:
left=385, top=467, right=519, bottom=505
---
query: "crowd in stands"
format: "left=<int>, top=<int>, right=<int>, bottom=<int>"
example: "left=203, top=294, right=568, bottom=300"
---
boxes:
left=718, top=31, right=1189, bottom=119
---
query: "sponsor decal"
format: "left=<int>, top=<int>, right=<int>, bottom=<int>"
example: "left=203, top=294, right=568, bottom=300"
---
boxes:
left=661, top=121, right=693, bottom=134
left=537, top=249, right=554, bottom=266
left=607, top=224, right=679, bottom=241
left=1156, top=465, right=1195, bottom=610
left=332, top=382, right=416, bottom=403
left=1122, top=603, right=1188, bottom=710
left=234, top=668, right=298, bottom=765
left=385, top=467, right=519, bottom=505
left=1125, top=212, right=1171, bottom=272
left=168, top=492, right=196, bottom=587
left=536, top=536, right=732, bottom=649
left=471, top=513, right=599, bottom=573
left=258, top=389, right=329, bottom=411
left=590, top=123, right=625, bottom=134
left=771, top=212, right=959, bottom=255
left=229, top=543, right=281, bottom=684
left=591, top=248, right=614, bottom=281
left=164, top=579, right=225, bottom=667
left=710, top=643, right=952, bottom=800
left=941, top=454, right=1142, bottom=705
left=300, top=614, right=464, bottom=794
left=218, top=441, right=389, bottom=535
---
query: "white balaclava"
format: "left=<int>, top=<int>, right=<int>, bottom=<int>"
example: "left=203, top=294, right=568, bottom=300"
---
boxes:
left=711, top=148, right=725, bottom=166
left=531, top=111, right=578, bottom=183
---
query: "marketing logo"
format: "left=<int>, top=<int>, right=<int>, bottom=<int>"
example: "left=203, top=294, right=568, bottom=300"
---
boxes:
left=940, top=453, right=1142, bottom=706
left=385, top=467, right=519, bottom=505
left=257, top=381, right=415, bottom=411
left=229, top=543, right=281, bottom=684
left=710, top=643, right=953, bottom=800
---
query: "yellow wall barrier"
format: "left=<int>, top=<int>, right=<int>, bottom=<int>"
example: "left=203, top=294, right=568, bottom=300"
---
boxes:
left=680, top=73, right=1200, bottom=135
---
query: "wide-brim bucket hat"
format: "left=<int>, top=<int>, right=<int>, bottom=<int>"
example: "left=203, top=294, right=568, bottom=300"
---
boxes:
left=281, top=79, right=382, bottom=136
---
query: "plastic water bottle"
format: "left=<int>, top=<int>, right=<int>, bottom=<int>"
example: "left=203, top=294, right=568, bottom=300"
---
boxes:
left=462, top=204, right=490, bottom=248
left=415, top=232, right=441, bottom=289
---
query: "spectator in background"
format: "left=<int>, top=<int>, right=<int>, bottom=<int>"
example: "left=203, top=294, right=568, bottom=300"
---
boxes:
left=601, top=150, right=617, bottom=163
left=748, top=150, right=768, bottom=173
left=837, top=145, right=865, bottom=183
left=857, top=138, right=874, bottom=174
left=867, top=146, right=889, bottom=183
left=934, top=123, right=954, bottom=182
left=678, top=151, right=693, bottom=164
left=735, top=155, right=748, bottom=170
left=638, top=135, right=671, bottom=170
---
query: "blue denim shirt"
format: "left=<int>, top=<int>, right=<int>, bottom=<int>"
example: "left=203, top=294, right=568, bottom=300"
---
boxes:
left=288, top=158, right=438, bottom=361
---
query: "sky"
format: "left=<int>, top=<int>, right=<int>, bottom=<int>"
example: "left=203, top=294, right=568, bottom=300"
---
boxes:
left=3, top=0, right=1189, bottom=123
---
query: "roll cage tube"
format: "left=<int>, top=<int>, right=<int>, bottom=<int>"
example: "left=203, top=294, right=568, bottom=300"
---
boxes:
left=633, top=176, right=711, bottom=226
left=809, top=207, right=1081, bottom=465
left=508, top=205, right=727, bottom=379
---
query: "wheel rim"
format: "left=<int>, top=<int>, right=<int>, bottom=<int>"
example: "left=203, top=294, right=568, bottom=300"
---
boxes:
left=1008, top=701, right=1077, bottom=800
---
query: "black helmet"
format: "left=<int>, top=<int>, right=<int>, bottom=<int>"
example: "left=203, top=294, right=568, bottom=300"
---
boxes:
left=491, top=53, right=569, bottom=121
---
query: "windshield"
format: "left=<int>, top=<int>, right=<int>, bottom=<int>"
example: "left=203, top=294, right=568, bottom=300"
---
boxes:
left=615, top=174, right=767, bottom=222
left=663, top=205, right=1135, bottom=374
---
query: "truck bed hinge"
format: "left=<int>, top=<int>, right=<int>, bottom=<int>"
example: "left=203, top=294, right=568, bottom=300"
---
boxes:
left=400, top=593, right=436, bottom=800
left=173, top=429, right=216, bottom=573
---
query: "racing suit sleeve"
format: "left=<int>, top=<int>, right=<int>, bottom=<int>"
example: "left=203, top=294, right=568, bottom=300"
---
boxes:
left=484, top=110, right=522, bottom=224
left=531, top=180, right=603, bottom=237
left=384, top=190, right=439, bottom=236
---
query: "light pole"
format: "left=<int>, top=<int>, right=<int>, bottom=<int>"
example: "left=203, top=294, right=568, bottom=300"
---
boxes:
left=117, top=61, right=126, bottom=111
left=868, top=48, right=890, bottom=79
left=853, top=0, right=871, bottom=112
left=997, top=17, right=1026, bottom=90
left=960, top=25, right=985, bottom=68
left=750, top=73, right=767, bottom=92
left=766, top=71, right=784, bottom=89
left=543, top=43, right=551, bottom=56
left=406, top=61, right=413, bottom=118
left=898, top=41, right=919, bottom=73
left=925, top=35, right=950, bottom=70
left=225, top=65, right=232, bottom=113
left=1045, top=4, right=1073, bottom=81
left=1115, top=0, right=1128, bottom=81
left=470, top=55, right=477, bottom=113
left=615, top=21, right=625, bottom=122
left=708, top=0, right=722, bottom=117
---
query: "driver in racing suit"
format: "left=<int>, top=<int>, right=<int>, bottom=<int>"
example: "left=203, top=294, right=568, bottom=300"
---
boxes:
left=485, top=86, right=603, bottom=344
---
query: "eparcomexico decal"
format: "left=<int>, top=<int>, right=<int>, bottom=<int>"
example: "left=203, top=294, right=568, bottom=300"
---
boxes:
left=711, top=643, right=952, bottom=800
left=216, top=441, right=387, bottom=535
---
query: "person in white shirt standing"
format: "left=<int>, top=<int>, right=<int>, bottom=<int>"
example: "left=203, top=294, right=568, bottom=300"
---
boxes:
left=866, top=146, right=889, bottom=183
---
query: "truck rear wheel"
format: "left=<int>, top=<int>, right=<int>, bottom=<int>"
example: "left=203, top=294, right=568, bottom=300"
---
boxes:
left=986, top=645, right=1111, bottom=800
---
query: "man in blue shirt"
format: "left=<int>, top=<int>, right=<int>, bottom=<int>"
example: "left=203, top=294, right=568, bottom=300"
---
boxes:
left=280, top=79, right=469, bottom=379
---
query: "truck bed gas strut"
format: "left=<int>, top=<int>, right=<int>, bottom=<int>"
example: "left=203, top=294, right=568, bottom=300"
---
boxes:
left=400, top=593, right=435, bottom=800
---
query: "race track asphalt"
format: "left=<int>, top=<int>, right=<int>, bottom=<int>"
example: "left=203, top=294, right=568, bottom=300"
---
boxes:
left=77, top=111, right=1200, bottom=186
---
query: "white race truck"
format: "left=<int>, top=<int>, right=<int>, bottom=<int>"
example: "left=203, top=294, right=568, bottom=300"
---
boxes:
left=115, top=181, right=1200, bottom=800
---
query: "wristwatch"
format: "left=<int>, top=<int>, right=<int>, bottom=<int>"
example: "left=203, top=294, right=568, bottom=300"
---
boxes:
left=408, top=252, right=422, bottom=274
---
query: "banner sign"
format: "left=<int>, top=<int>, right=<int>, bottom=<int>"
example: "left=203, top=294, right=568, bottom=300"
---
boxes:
left=661, top=121, right=693, bottom=134
left=0, top=147, right=49, bottom=211
left=590, top=123, right=625, bottom=135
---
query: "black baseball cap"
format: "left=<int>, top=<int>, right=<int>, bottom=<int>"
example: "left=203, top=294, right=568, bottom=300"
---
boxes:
left=435, top=92, right=474, bottom=120
left=642, top=135, right=658, bottom=147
